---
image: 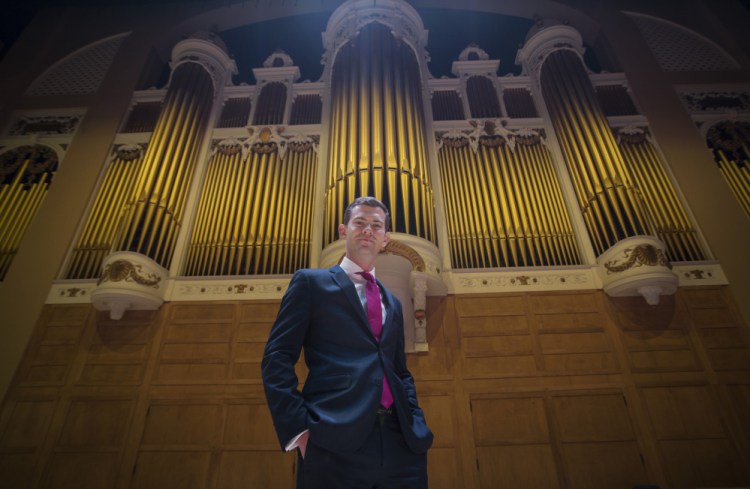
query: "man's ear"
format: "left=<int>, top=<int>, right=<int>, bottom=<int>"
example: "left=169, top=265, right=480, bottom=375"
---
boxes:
left=382, top=231, right=390, bottom=247
left=338, top=223, right=346, bottom=239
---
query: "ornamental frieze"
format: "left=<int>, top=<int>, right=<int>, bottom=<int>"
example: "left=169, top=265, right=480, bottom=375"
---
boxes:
left=604, top=244, right=671, bottom=274
left=98, top=259, right=161, bottom=288
left=213, top=129, right=319, bottom=159
left=436, top=121, right=544, bottom=152
left=8, top=115, right=81, bottom=136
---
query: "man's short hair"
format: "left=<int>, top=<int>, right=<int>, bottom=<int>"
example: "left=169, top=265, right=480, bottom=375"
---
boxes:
left=343, top=196, right=391, bottom=230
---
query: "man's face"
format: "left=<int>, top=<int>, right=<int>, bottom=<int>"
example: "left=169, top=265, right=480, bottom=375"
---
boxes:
left=338, top=205, right=390, bottom=268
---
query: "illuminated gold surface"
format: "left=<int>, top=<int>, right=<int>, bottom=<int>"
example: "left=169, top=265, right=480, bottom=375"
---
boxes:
left=0, top=159, right=51, bottom=280
left=65, top=151, right=144, bottom=279
left=618, top=134, right=705, bottom=261
left=541, top=50, right=652, bottom=255
left=185, top=145, right=317, bottom=276
left=438, top=136, right=580, bottom=268
left=323, top=23, right=435, bottom=244
left=114, top=63, right=215, bottom=268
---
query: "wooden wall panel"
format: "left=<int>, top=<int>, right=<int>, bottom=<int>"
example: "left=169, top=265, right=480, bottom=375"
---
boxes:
left=17, top=305, right=91, bottom=386
left=640, top=385, right=750, bottom=488
left=0, top=399, right=56, bottom=448
left=131, top=451, right=211, bottom=488
left=1, top=286, right=749, bottom=488
left=216, top=451, right=295, bottom=489
left=476, top=445, right=560, bottom=489
left=0, top=453, right=37, bottom=488
left=550, top=393, right=647, bottom=489
left=58, top=399, right=132, bottom=447
left=422, top=394, right=460, bottom=489
left=41, top=452, right=119, bottom=489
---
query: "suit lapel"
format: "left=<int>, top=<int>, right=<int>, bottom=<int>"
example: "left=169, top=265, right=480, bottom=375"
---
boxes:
left=330, top=266, right=373, bottom=338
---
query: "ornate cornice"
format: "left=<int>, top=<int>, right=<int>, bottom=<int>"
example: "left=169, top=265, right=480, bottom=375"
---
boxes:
left=515, top=24, right=585, bottom=78
left=169, top=35, right=238, bottom=95
left=8, top=115, right=81, bottom=136
left=322, top=0, right=428, bottom=70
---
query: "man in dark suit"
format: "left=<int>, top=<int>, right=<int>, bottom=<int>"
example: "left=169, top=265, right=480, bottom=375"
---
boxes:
left=262, top=196, right=433, bottom=489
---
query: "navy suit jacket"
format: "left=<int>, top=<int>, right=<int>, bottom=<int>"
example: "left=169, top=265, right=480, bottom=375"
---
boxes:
left=261, top=265, right=433, bottom=455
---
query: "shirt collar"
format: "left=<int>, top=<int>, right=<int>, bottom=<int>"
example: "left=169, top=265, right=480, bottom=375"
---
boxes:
left=340, top=256, right=376, bottom=281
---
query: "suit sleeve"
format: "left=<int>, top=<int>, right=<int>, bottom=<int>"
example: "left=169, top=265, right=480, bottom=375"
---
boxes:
left=261, top=270, right=312, bottom=450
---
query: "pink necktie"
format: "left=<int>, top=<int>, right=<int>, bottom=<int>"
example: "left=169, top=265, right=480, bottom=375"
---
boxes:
left=358, top=271, right=394, bottom=409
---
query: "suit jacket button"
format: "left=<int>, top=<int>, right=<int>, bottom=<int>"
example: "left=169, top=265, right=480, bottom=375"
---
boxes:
left=374, top=379, right=382, bottom=386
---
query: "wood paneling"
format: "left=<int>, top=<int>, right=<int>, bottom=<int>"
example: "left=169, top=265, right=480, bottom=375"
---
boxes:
left=0, top=287, right=748, bottom=488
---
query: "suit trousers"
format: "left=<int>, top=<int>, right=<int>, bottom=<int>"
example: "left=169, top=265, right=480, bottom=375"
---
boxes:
left=296, top=410, right=428, bottom=489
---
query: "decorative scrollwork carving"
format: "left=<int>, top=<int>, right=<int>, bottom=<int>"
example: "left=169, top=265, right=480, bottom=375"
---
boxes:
left=382, top=240, right=426, bottom=272
left=0, top=145, right=58, bottom=185
left=98, top=260, right=161, bottom=288
left=604, top=244, right=671, bottom=274
left=114, top=143, right=145, bottom=161
left=616, top=126, right=649, bottom=144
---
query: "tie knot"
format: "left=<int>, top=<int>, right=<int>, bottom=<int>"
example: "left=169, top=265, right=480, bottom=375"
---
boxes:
left=357, top=271, right=375, bottom=283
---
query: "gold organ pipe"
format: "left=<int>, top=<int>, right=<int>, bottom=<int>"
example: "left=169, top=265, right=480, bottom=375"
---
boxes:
left=719, top=152, right=750, bottom=217
left=279, top=154, right=297, bottom=273
left=116, top=63, right=214, bottom=268
left=120, top=78, right=191, bottom=252
left=544, top=51, right=653, bottom=254
left=537, top=143, right=579, bottom=264
left=292, top=152, right=308, bottom=271
left=447, top=146, right=470, bottom=266
left=547, top=88, right=612, bottom=252
left=218, top=152, right=241, bottom=273
left=454, top=146, right=474, bottom=267
left=233, top=156, right=252, bottom=275
left=505, top=144, right=536, bottom=265
left=546, top=66, right=621, bottom=246
left=325, top=23, right=434, bottom=244
left=526, top=142, right=560, bottom=264
left=438, top=148, right=459, bottom=265
left=438, top=136, right=582, bottom=268
left=516, top=145, right=548, bottom=265
left=371, top=32, right=384, bottom=203
left=14, top=176, right=48, bottom=250
left=486, top=145, right=512, bottom=265
left=270, top=154, right=290, bottom=272
left=621, top=139, right=705, bottom=261
left=477, top=146, right=498, bottom=266
left=465, top=145, right=489, bottom=267
left=458, top=144, right=484, bottom=267
left=547, top=63, right=619, bottom=241
left=245, top=149, right=266, bottom=273
left=188, top=151, right=222, bottom=275
left=523, top=144, right=558, bottom=264
left=0, top=160, right=30, bottom=233
left=189, top=152, right=219, bottom=275
left=159, top=77, right=213, bottom=264
left=255, top=152, right=276, bottom=273
left=69, top=158, right=122, bottom=278
left=245, top=151, right=265, bottom=274
left=478, top=145, right=502, bottom=266
left=358, top=36, right=371, bottom=198
left=210, top=154, right=234, bottom=274
left=198, top=152, right=221, bottom=275
left=3, top=174, right=48, bottom=264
